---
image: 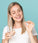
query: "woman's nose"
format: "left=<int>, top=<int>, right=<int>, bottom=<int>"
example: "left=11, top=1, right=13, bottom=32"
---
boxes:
left=16, top=12, right=19, bottom=16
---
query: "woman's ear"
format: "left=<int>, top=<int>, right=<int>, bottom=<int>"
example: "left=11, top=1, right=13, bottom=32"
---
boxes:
left=10, top=15, right=12, bottom=18
left=8, top=12, right=12, bottom=18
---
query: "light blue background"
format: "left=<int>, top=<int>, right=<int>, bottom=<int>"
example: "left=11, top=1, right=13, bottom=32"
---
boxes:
left=0, top=0, right=38, bottom=43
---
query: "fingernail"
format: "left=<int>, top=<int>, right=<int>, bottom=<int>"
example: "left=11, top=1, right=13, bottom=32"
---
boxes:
left=26, top=23, right=28, bottom=25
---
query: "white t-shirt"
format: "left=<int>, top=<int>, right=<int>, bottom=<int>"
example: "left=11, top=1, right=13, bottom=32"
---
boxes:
left=2, top=25, right=38, bottom=43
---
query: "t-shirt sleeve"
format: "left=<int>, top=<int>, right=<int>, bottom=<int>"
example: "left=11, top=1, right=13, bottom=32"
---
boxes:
left=2, top=26, right=8, bottom=39
left=32, top=27, right=38, bottom=36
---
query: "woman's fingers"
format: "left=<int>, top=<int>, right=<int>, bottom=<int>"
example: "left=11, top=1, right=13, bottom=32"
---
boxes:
left=5, top=30, right=16, bottom=40
left=12, top=31, right=15, bottom=35
left=5, top=32, right=12, bottom=40
left=5, top=35, right=12, bottom=39
left=27, top=21, right=35, bottom=25
left=24, top=21, right=35, bottom=33
left=10, top=30, right=15, bottom=36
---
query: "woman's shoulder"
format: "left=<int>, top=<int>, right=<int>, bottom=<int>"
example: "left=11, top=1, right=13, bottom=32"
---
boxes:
left=3, top=25, right=9, bottom=32
left=4, top=25, right=9, bottom=29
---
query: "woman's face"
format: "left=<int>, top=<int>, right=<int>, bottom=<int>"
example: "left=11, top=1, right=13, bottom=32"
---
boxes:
left=10, top=4, right=23, bottom=22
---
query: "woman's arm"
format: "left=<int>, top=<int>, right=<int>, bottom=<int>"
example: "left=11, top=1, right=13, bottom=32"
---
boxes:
left=24, top=21, right=38, bottom=43
left=2, top=39, right=8, bottom=43
left=2, top=27, right=15, bottom=43
left=28, top=32, right=38, bottom=43
left=2, top=26, right=9, bottom=43
left=2, top=32, right=10, bottom=43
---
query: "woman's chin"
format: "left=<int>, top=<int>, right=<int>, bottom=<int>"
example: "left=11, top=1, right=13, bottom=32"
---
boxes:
left=15, top=19, right=22, bottom=22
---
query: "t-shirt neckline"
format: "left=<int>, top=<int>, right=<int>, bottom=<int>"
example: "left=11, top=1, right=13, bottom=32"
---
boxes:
left=13, top=28, right=22, bottom=29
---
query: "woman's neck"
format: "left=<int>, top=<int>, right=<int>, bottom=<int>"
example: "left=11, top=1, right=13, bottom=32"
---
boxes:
left=13, top=21, right=22, bottom=29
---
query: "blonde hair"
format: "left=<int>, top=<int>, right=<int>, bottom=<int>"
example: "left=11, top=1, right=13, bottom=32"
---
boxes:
left=8, top=2, right=26, bottom=34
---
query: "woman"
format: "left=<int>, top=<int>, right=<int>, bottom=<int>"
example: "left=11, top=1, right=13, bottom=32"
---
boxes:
left=2, top=2, right=38, bottom=43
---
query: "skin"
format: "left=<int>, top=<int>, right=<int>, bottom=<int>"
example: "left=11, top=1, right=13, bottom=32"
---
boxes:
left=2, top=4, right=38, bottom=43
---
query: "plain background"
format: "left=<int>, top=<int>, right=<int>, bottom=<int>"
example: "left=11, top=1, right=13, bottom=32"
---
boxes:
left=0, top=0, right=38, bottom=43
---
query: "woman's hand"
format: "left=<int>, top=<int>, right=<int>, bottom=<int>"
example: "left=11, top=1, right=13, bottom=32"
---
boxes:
left=5, top=30, right=15, bottom=40
left=24, top=21, right=38, bottom=43
left=24, top=21, right=35, bottom=33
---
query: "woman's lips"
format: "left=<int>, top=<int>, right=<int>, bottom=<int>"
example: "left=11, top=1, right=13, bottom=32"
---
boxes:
left=16, top=16, right=21, bottom=19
